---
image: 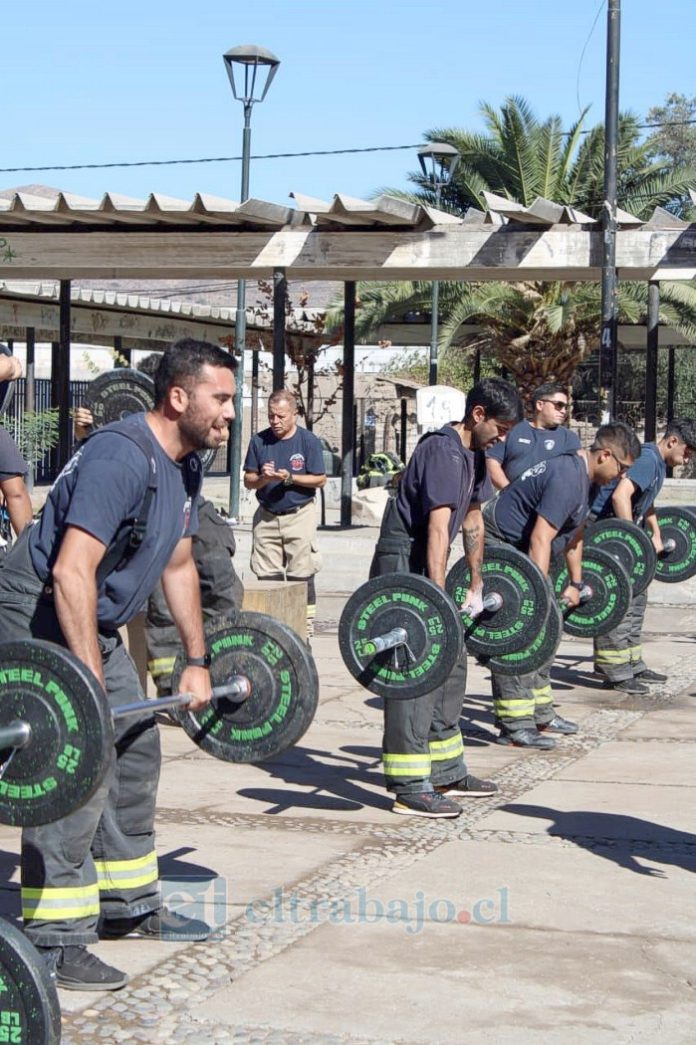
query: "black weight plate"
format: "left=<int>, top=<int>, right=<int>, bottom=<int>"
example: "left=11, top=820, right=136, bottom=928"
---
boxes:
left=170, top=613, right=318, bottom=763
left=446, top=543, right=549, bottom=657
left=0, top=919, right=61, bottom=1045
left=585, top=519, right=656, bottom=596
left=339, top=574, right=461, bottom=700
left=480, top=598, right=562, bottom=677
left=84, top=368, right=155, bottom=427
left=654, top=506, right=696, bottom=583
left=0, top=343, right=16, bottom=416
left=550, top=547, right=631, bottom=638
left=0, top=641, right=113, bottom=827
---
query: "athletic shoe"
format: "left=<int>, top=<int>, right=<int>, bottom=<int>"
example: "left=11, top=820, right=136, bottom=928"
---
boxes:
left=40, top=945, right=129, bottom=992
left=601, top=678, right=649, bottom=695
left=435, top=774, right=498, bottom=797
left=100, top=906, right=211, bottom=941
left=496, top=728, right=556, bottom=750
left=537, top=714, right=579, bottom=735
left=633, top=668, right=668, bottom=683
left=392, top=791, right=462, bottom=818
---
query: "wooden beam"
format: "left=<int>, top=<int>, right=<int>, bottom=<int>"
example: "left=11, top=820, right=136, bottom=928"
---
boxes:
left=0, top=226, right=692, bottom=282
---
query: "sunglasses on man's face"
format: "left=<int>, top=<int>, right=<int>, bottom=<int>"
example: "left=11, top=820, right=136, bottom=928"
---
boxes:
left=541, top=399, right=568, bottom=411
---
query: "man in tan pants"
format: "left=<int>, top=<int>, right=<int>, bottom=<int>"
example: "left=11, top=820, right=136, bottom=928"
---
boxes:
left=244, top=391, right=326, bottom=640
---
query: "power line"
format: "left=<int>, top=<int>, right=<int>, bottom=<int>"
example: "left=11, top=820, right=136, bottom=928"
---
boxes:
left=0, top=120, right=694, bottom=175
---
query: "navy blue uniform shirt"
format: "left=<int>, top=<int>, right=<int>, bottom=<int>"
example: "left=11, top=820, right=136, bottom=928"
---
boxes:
left=494, top=453, right=590, bottom=557
left=244, top=426, right=325, bottom=513
left=397, top=424, right=493, bottom=545
left=29, top=413, right=201, bottom=629
left=487, top=419, right=581, bottom=482
left=590, top=442, right=666, bottom=523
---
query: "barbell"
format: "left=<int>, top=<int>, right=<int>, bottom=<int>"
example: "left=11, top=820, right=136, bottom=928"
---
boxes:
left=0, top=612, right=318, bottom=829
left=338, top=543, right=633, bottom=698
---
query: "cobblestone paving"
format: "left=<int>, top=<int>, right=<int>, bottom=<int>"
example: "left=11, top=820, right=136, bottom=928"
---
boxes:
left=60, top=648, right=696, bottom=1043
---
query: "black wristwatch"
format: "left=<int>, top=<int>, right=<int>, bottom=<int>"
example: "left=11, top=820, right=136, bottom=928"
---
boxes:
left=186, top=654, right=211, bottom=668
left=569, top=581, right=586, bottom=591
left=283, top=475, right=294, bottom=487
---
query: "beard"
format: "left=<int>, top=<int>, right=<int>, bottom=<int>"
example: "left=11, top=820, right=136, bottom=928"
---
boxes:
left=179, top=406, right=226, bottom=451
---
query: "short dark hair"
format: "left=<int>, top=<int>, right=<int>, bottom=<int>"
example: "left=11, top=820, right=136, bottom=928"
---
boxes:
left=592, top=421, right=641, bottom=463
left=463, top=377, right=523, bottom=424
left=268, top=389, right=298, bottom=410
left=153, top=339, right=236, bottom=406
left=532, top=382, right=566, bottom=405
left=663, top=417, right=696, bottom=449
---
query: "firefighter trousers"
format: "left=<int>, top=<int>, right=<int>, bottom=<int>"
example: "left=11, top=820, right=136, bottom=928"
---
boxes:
left=0, top=530, right=162, bottom=948
left=370, top=496, right=469, bottom=794
left=593, top=589, right=648, bottom=682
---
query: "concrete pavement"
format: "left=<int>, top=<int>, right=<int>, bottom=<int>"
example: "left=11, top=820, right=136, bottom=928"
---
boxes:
left=2, top=593, right=696, bottom=1043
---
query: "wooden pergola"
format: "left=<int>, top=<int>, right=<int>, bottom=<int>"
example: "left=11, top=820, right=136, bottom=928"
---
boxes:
left=1, top=187, right=694, bottom=522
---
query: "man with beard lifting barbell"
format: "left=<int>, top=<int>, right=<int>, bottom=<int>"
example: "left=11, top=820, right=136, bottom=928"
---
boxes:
left=0, top=339, right=235, bottom=992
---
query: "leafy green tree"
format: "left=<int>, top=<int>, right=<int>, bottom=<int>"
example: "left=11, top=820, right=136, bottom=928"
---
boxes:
left=327, top=97, right=696, bottom=402
left=645, top=93, right=696, bottom=170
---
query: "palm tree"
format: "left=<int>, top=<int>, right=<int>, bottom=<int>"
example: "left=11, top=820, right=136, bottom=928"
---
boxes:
left=327, top=97, right=696, bottom=402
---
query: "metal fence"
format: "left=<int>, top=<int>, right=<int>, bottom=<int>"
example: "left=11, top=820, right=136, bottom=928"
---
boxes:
left=2, top=378, right=230, bottom=483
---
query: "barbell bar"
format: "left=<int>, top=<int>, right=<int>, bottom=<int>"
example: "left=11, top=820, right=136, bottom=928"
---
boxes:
left=0, top=611, right=319, bottom=828
left=0, top=677, right=252, bottom=757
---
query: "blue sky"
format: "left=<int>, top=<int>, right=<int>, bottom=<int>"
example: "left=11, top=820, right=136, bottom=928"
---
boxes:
left=3, top=0, right=693, bottom=206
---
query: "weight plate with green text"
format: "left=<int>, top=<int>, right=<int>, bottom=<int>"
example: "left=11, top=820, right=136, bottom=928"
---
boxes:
left=654, top=506, right=696, bottom=584
left=446, top=542, right=549, bottom=657
left=84, top=368, right=155, bottom=427
left=550, top=547, right=631, bottom=637
left=479, top=598, right=561, bottom=677
left=170, top=613, right=318, bottom=763
left=585, top=518, right=656, bottom=595
left=339, top=574, right=462, bottom=700
left=0, top=640, right=113, bottom=828
left=0, top=918, right=61, bottom=1045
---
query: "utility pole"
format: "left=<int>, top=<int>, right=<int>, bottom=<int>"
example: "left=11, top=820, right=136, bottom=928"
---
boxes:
left=599, top=0, right=621, bottom=420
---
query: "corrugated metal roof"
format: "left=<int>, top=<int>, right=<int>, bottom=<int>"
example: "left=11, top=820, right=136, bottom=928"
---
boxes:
left=0, top=279, right=324, bottom=332
left=0, top=188, right=686, bottom=231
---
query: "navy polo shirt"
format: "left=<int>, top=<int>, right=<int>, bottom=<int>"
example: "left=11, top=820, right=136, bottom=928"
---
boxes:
left=244, top=425, right=325, bottom=513
left=487, top=419, right=581, bottom=482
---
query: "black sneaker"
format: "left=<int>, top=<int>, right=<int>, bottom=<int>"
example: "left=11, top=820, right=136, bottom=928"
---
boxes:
left=39, top=945, right=129, bottom=992
left=537, top=714, right=579, bottom=735
left=435, top=774, right=498, bottom=797
left=633, top=669, right=668, bottom=684
left=392, top=791, right=462, bottom=818
left=497, top=728, right=556, bottom=750
left=602, top=678, right=649, bottom=695
left=100, top=906, right=211, bottom=942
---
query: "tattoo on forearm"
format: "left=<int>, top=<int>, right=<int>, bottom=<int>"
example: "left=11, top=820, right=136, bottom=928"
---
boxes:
left=464, top=524, right=481, bottom=556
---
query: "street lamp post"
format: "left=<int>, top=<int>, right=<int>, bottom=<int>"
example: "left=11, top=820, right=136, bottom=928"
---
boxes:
left=418, top=143, right=459, bottom=386
left=223, top=44, right=280, bottom=518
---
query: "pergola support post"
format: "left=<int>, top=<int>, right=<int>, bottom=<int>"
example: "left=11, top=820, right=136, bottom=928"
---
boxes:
left=644, top=280, right=659, bottom=441
left=340, top=282, right=356, bottom=527
left=272, top=268, right=286, bottom=390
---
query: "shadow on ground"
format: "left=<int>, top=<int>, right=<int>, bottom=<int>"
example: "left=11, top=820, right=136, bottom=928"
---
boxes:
left=500, top=803, right=696, bottom=877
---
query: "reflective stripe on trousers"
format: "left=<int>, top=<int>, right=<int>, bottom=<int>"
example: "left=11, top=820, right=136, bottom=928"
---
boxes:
left=594, top=590, right=648, bottom=682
